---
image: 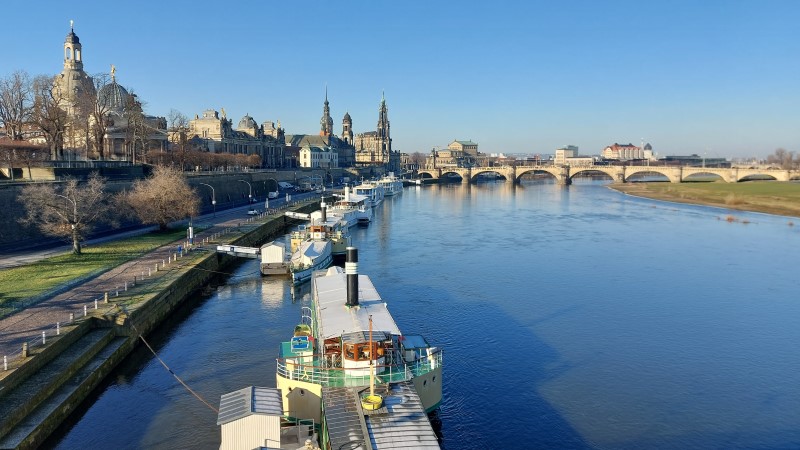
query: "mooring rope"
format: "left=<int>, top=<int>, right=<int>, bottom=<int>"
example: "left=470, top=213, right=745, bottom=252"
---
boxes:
left=118, top=305, right=219, bottom=414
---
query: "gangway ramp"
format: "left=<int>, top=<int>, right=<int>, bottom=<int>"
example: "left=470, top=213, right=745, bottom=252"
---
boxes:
left=215, top=244, right=261, bottom=259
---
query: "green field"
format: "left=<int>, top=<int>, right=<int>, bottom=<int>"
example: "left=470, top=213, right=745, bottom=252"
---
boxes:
left=611, top=181, right=800, bottom=218
left=0, top=229, right=186, bottom=313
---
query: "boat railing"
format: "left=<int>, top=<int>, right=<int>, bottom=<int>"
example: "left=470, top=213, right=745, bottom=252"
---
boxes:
left=276, top=348, right=442, bottom=387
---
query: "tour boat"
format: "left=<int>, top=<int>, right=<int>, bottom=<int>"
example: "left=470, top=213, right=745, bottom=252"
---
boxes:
left=328, top=185, right=372, bottom=227
left=377, top=172, right=404, bottom=196
left=354, top=180, right=385, bottom=207
left=275, top=247, right=442, bottom=448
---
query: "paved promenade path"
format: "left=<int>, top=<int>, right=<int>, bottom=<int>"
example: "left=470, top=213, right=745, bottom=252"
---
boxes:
left=0, top=198, right=314, bottom=367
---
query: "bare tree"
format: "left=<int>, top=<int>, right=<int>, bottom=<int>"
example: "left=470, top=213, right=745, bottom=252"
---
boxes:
left=0, top=70, right=33, bottom=140
left=766, top=148, right=797, bottom=170
left=167, top=109, right=191, bottom=170
left=19, top=174, right=112, bottom=254
left=124, top=165, right=200, bottom=230
left=75, top=73, right=114, bottom=159
left=30, top=75, right=68, bottom=159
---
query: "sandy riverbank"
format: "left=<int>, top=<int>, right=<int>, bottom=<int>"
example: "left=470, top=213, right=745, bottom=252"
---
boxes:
left=608, top=181, right=800, bottom=219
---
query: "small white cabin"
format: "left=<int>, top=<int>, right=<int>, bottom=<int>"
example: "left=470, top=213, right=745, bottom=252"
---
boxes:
left=217, top=386, right=282, bottom=450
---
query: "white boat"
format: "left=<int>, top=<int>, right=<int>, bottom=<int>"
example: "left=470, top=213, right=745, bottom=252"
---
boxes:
left=377, top=172, right=404, bottom=196
left=329, top=186, right=372, bottom=227
left=354, top=180, right=385, bottom=207
left=275, top=247, right=442, bottom=449
left=299, top=203, right=352, bottom=257
left=288, top=239, right=332, bottom=285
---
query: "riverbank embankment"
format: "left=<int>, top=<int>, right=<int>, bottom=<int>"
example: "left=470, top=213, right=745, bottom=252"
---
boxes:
left=609, top=181, right=800, bottom=219
left=0, top=200, right=320, bottom=449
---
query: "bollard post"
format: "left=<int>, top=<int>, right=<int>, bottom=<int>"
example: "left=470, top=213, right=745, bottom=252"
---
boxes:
left=84, top=305, right=87, bottom=317
left=132, top=276, right=136, bottom=286
left=3, top=355, right=6, bottom=371
left=70, top=312, right=74, bottom=322
left=124, top=281, right=128, bottom=291
left=42, top=331, right=46, bottom=345
left=116, top=289, right=119, bottom=296
left=94, top=299, right=98, bottom=309
left=148, top=268, right=152, bottom=277
left=57, top=322, right=60, bottom=335
left=155, top=264, right=159, bottom=272
left=162, top=259, right=166, bottom=267
left=104, top=292, right=109, bottom=303
left=22, top=343, right=28, bottom=358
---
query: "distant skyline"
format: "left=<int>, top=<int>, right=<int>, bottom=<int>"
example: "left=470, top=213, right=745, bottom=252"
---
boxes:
left=4, top=1, right=799, bottom=159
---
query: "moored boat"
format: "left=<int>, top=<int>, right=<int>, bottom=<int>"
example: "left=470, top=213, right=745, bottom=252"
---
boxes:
left=377, top=172, right=404, bottom=196
left=354, top=180, right=385, bottom=207
left=328, top=186, right=372, bottom=227
left=276, top=247, right=443, bottom=448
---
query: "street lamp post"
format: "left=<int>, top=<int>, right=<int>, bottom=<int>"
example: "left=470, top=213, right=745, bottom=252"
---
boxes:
left=263, top=178, right=278, bottom=211
left=238, top=179, right=252, bottom=205
left=199, top=182, right=216, bottom=217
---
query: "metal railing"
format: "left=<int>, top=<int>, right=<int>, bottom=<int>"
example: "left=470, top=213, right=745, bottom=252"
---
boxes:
left=275, top=348, right=443, bottom=387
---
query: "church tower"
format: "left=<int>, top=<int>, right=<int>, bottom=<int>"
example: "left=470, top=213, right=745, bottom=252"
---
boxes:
left=64, top=20, right=83, bottom=72
left=342, top=111, right=353, bottom=145
left=376, top=91, right=391, bottom=157
left=320, top=87, right=333, bottom=137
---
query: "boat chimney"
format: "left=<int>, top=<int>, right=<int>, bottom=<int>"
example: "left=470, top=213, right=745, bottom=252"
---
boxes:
left=321, top=202, right=327, bottom=223
left=346, top=247, right=359, bottom=307
left=344, top=185, right=350, bottom=202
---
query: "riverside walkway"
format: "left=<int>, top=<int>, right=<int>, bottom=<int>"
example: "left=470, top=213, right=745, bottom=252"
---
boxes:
left=0, top=196, right=318, bottom=371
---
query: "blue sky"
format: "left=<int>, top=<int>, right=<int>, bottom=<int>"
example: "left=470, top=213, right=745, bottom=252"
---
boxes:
left=4, top=1, right=799, bottom=158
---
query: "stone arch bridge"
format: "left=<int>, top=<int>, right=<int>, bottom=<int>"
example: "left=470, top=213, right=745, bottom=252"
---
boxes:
left=417, top=165, right=800, bottom=185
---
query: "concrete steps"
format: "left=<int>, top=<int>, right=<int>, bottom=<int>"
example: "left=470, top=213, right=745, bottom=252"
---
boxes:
left=0, top=329, right=121, bottom=449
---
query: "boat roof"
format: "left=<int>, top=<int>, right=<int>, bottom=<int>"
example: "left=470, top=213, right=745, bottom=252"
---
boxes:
left=313, top=270, right=402, bottom=341
left=217, top=386, right=282, bottom=425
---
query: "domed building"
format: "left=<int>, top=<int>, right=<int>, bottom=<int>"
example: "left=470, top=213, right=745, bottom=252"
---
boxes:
left=55, top=22, right=95, bottom=113
left=55, top=22, right=167, bottom=161
left=187, top=110, right=286, bottom=168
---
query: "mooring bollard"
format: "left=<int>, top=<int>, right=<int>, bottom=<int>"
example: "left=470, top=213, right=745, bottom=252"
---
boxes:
left=104, top=292, right=109, bottom=303
left=84, top=305, right=87, bottom=317
left=42, top=331, right=46, bottom=345
left=22, top=343, right=28, bottom=358
left=57, top=322, right=60, bottom=335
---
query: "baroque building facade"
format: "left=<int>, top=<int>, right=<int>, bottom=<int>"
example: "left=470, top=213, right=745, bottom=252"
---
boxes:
left=187, top=109, right=286, bottom=168
left=354, top=93, right=399, bottom=171
left=55, top=23, right=167, bottom=160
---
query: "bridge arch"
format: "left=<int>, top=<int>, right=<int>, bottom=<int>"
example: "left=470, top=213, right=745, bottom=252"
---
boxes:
left=515, top=167, right=560, bottom=183
left=471, top=168, right=510, bottom=182
left=568, top=167, right=618, bottom=182
left=682, top=171, right=726, bottom=182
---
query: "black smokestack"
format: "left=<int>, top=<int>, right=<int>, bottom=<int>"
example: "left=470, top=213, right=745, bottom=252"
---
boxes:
left=346, top=247, right=358, bottom=307
left=321, top=202, right=327, bottom=223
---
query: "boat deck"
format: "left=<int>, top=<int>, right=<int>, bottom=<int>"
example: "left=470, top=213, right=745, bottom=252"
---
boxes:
left=322, top=381, right=440, bottom=449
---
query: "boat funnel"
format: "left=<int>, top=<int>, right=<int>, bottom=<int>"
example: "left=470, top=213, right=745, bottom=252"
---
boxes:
left=344, top=185, right=350, bottom=201
left=321, top=202, right=327, bottom=223
left=346, top=247, right=358, bottom=307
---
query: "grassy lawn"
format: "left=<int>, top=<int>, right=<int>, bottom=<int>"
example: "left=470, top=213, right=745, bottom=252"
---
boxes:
left=0, top=229, right=186, bottom=311
left=610, top=181, right=800, bottom=218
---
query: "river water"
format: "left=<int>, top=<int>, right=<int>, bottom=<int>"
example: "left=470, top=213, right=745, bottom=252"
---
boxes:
left=47, top=180, right=800, bottom=449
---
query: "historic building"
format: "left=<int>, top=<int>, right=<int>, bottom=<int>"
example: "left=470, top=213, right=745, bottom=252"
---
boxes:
left=602, top=143, right=643, bottom=161
left=448, top=140, right=478, bottom=156
left=299, top=146, right=338, bottom=168
left=187, top=109, right=286, bottom=168
left=55, top=22, right=167, bottom=160
left=354, top=93, right=399, bottom=171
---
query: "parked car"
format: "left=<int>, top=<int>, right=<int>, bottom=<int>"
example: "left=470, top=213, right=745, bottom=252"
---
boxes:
left=268, top=191, right=279, bottom=199
left=247, top=208, right=260, bottom=216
